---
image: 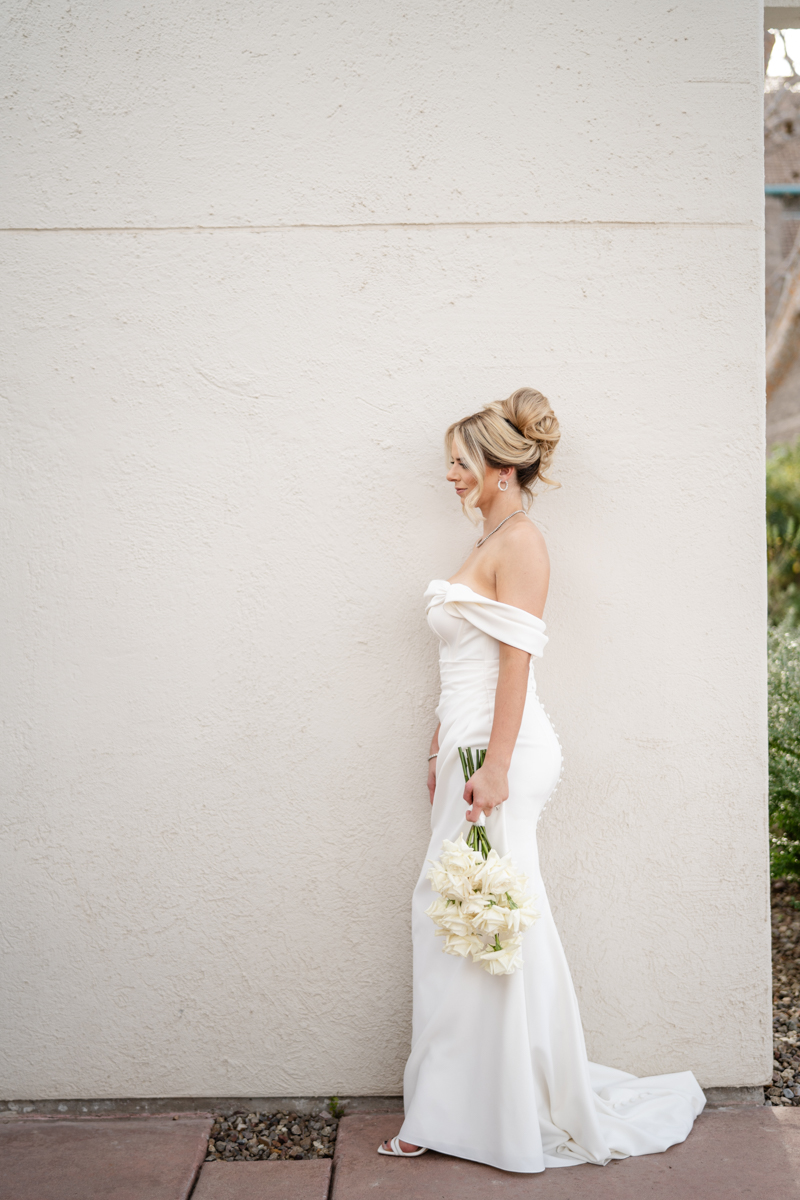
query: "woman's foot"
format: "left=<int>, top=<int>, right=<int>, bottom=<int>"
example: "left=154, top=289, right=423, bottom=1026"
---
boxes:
left=382, top=1138, right=420, bottom=1153
left=377, top=1135, right=427, bottom=1157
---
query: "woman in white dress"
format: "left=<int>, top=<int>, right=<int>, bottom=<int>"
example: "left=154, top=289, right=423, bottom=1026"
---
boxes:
left=379, top=388, right=705, bottom=1173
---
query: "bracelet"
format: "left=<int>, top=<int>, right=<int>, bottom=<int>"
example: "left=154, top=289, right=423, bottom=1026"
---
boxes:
left=428, top=753, right=438, bottom=760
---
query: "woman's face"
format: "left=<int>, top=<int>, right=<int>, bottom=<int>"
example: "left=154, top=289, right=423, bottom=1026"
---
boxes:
left=446, top=442, right=477, bottom=506
left=446, top=440, right=510, bottom=508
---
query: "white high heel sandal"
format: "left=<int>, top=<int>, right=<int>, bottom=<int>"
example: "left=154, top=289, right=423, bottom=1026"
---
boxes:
left=377, top=1136, right=428, bottom=1157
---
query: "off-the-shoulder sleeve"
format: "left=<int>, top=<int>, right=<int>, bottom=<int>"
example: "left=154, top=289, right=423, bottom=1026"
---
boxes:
left=425, top=581, right=548, bottom=657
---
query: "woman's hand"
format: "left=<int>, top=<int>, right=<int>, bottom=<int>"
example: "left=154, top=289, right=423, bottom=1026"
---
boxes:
left=463, top=759, right=508, bottom=823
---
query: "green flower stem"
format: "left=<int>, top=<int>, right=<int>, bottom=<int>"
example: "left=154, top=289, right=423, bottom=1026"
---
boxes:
left=466, top=814, right=493, bottom=860
left=459, top=746, right=493, bottom=859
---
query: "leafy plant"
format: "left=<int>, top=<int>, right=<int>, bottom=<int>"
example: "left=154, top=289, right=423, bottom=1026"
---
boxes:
left=769, top=620, right=800, bottom=877
left=326, top=1096, right=346, bottom=1120
left=768, top=441, right=800, bottom=624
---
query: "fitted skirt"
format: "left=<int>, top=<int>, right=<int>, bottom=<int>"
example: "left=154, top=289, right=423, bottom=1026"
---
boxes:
left=398, top=658, right=704, bottom=1173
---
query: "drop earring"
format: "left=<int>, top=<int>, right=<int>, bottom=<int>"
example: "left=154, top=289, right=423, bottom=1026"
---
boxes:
left=498, top=477, right=509, bottom=491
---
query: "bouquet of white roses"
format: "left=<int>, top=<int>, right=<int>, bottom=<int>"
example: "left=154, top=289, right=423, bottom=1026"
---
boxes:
left=425, top=747, right=539, bottom=975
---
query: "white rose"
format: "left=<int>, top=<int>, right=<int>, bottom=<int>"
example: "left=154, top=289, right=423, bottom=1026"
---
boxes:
left=426, top=861, right=448, bottom=892
left=473, top=850, right=518, bottom=896
left=441, top=930, right=485, bottom=958
left=435, top=904, right=476, bottom=938
left=439, top=835, right=483, bottom=878
left=468, top=899, right=510, bottom=936
left=449, top=872, right=477, bottom=902
left=506, top=876, right=531, bottom=907
left=424, top=895, right=453, bottom=926
left=429, top=854, right=479, bottom=902
left=516, top=894, right=540, bottom=932
left=427, top=861, right=477, bottom=902
left=495, top=894, right=539, bottom=934
left=459, top=894, right=490, bottom=921
left=475, top=935, right=524, bottom=975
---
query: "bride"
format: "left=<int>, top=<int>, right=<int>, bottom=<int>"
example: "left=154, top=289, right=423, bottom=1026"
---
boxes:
left=379, top=389, right=705, bottom=1173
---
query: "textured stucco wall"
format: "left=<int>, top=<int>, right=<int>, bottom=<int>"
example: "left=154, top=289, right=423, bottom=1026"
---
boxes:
left=1, top=0, right=770, bottom=1098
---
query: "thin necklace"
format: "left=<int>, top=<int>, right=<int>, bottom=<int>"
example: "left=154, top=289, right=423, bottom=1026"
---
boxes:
left=476, top=509, right=525, bottom=548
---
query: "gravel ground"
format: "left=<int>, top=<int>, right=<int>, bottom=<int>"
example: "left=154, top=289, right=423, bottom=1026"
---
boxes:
left=766, top=879, right=800, bottom=1107
left=203, top=1109, right=339, bottom=1162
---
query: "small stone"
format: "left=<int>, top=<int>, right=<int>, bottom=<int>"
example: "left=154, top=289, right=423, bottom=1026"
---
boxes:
left=291, top=1124, right=301, bottom=1136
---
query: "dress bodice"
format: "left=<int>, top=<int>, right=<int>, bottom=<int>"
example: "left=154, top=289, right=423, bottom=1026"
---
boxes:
left=425, top=580, right=548, bottom=662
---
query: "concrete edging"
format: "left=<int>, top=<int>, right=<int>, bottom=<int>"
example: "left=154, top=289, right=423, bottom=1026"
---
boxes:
left=0, top=1096, right=405, bottom=1118
left=0, top=1089, right=761, bottom=1118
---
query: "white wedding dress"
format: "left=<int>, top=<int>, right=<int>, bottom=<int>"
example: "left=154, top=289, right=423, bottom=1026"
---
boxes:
left=398, top=580, right=705, bottom=1174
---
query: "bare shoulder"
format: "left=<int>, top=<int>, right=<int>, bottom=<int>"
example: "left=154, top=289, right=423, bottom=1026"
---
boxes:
left=493, top=517, right=549, bottom=573
left=491, top=518, right=550, bottom=617
left=504, top=517, right=548, bottom=558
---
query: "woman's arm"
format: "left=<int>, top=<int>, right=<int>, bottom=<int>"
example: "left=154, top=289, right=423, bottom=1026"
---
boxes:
left=463, top=644, right=530, bottom=821
left=428, top=723, right=440, bottom=805
left=463, top=522, right=546, bottom=821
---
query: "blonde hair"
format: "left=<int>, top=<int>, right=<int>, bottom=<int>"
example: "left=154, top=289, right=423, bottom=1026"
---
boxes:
left=445, top=388, right=560, bottom=522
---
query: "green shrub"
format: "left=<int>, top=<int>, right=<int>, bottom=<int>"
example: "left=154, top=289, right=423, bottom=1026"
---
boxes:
left=769, top=620, right=800, bottom=878
left=768, top=440, right=800, bottom=624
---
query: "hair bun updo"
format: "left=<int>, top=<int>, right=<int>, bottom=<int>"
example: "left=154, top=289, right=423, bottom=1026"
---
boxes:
left=499, top=389, right=560, bottom=464
left=445, top=387, right=560, bottom=519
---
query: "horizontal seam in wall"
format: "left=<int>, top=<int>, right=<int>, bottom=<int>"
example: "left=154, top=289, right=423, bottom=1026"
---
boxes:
left=0, top=220, right=760, bottom=233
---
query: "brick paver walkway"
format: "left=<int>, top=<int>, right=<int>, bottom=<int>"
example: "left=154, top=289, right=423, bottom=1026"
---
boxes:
left=0, top=1113, right=212, bottom=1200
left=192, top=1159, right=331, bottom=1198
left=3, top=1104, right=799, bottom=1198
left=330, top=1109, right=800, bottom=1199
